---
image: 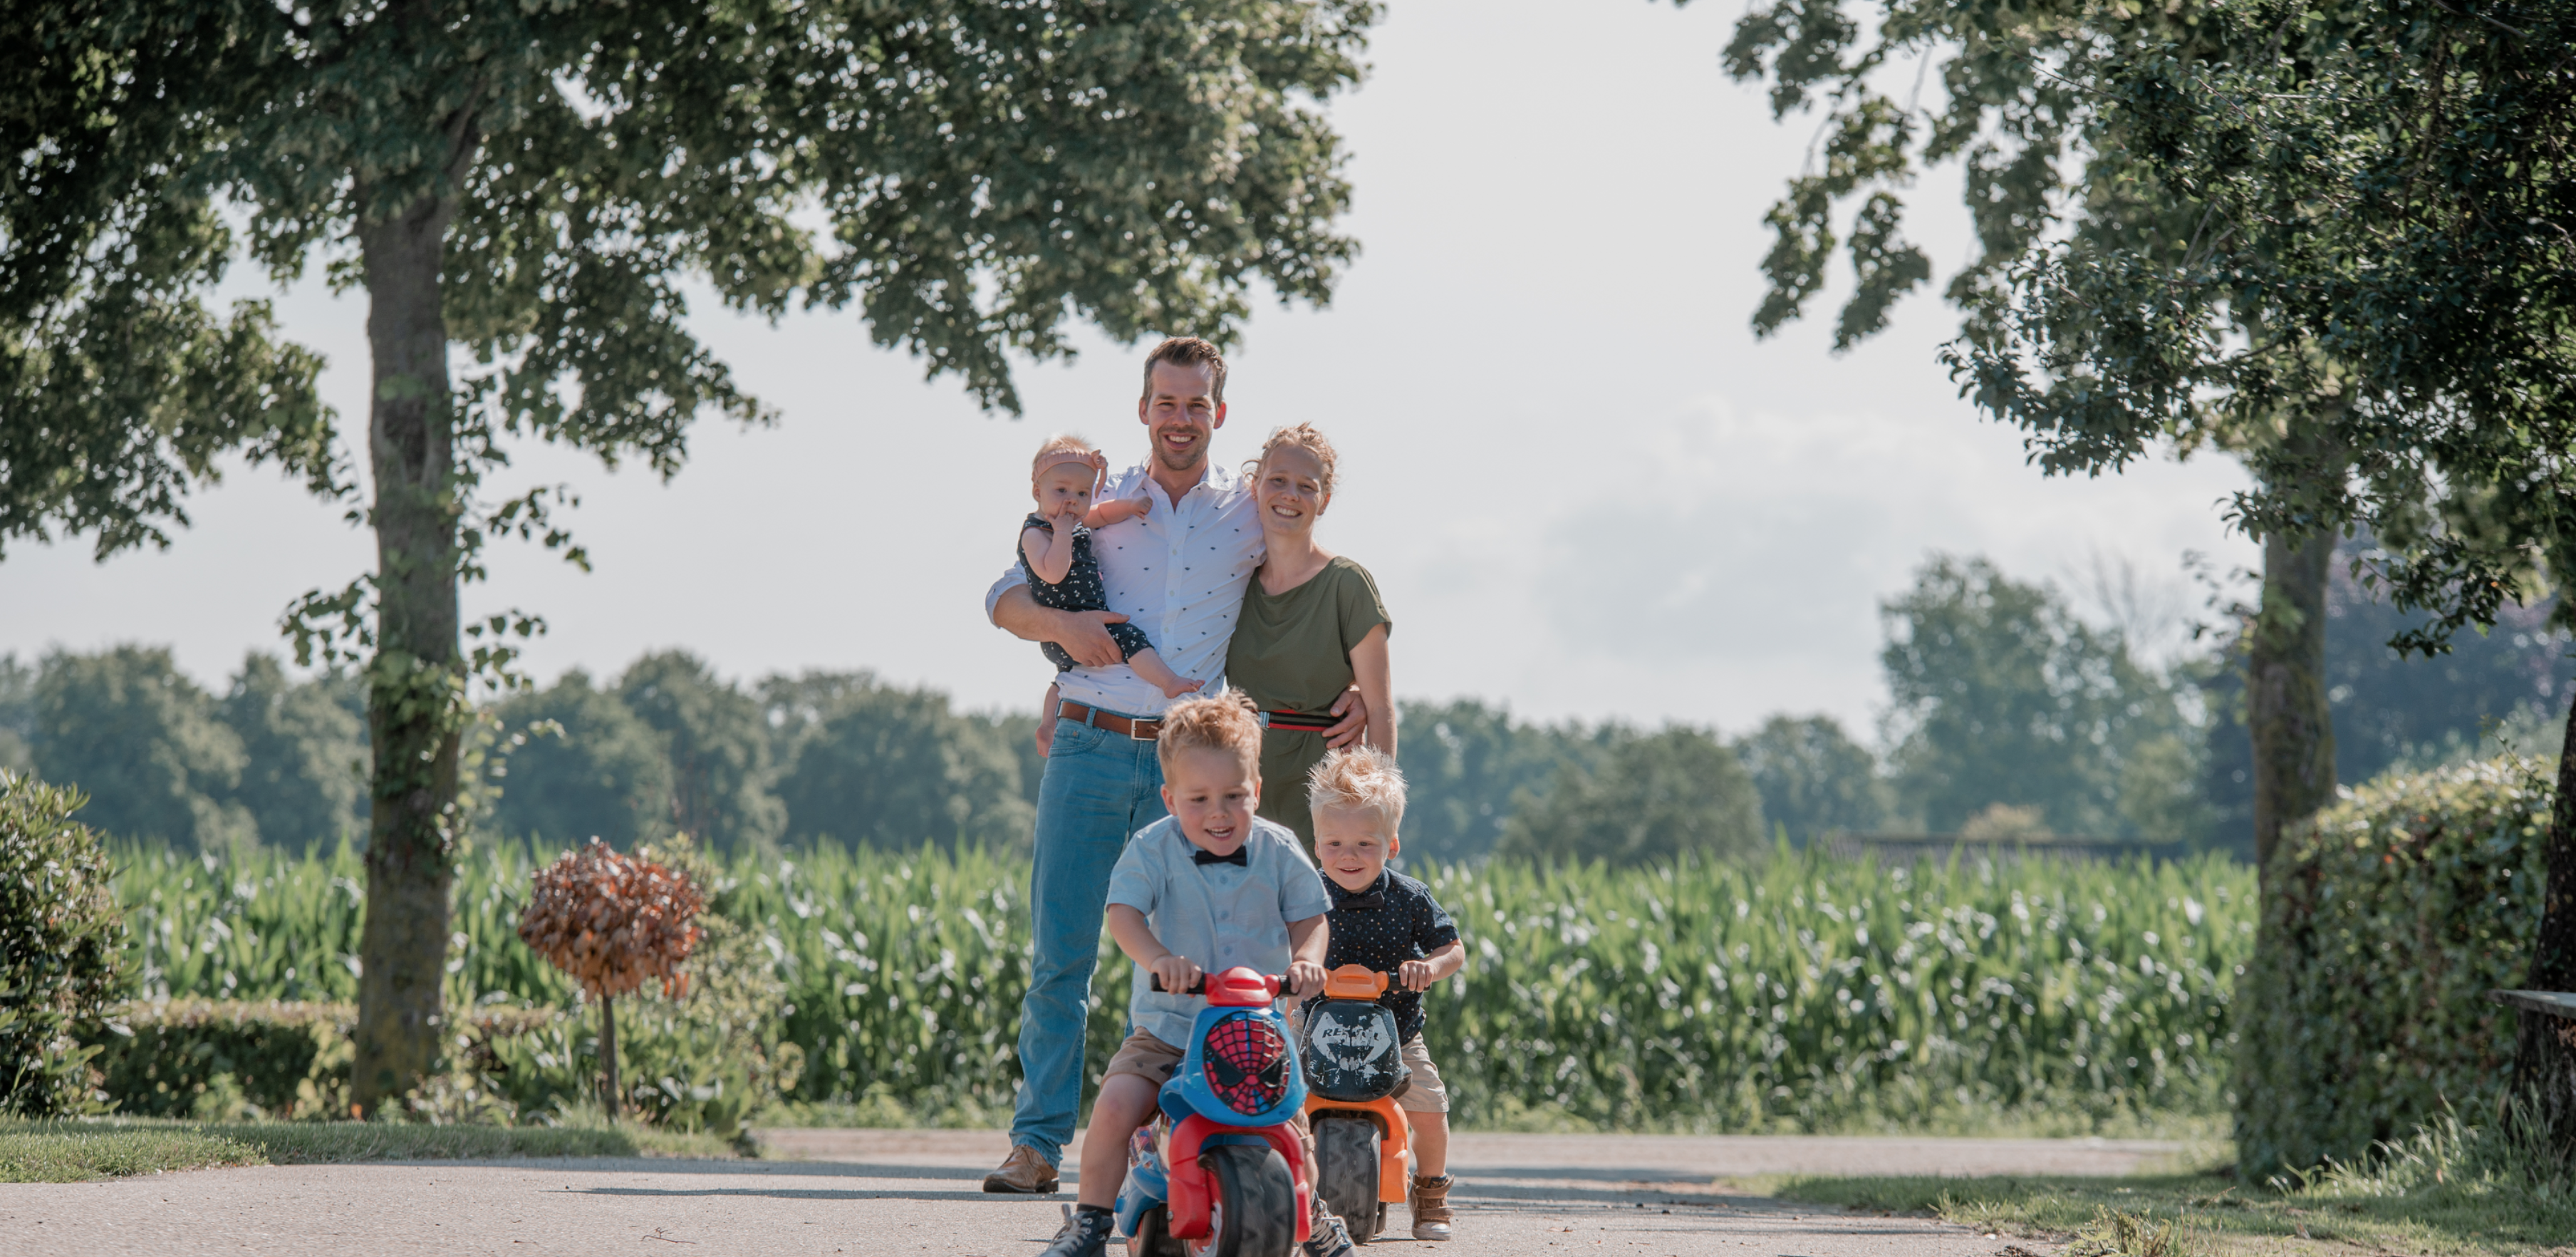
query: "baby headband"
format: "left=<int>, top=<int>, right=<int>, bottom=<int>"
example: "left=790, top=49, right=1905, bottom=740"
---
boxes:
left=1035, top=448, right=1107, bottom=481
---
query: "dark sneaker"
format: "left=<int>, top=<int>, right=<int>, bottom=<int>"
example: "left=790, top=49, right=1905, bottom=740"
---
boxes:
left=1303, top=1209, right=1356, bottom=1257
left=1041, top=1205, right=1116, bottom=1257
left=983, top=1144, right=1061, bottom=1194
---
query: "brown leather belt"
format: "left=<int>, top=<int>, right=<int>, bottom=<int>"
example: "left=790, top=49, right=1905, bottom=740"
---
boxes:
left=1058, top=700, right=1163, bottom=740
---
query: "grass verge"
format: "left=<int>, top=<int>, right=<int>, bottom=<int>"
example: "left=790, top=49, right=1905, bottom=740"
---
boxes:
left=0, top=1117, right=737, bottom=1183
left=1770, top=1118, right=2576, bottom=1256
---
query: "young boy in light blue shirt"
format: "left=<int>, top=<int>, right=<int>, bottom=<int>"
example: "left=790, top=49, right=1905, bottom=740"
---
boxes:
left=1039, top=694, right=1351, bottom=1257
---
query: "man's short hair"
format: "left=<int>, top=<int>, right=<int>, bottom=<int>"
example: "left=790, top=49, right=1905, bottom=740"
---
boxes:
left=1141, top=336, right=1228, bottom=405
left=1157, top=690, right=1262, bottom=775
left=1307, top=746, right=1406, bottom=834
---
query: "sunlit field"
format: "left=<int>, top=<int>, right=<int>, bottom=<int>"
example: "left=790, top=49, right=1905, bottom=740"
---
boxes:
left=116, top=841, right=2251, bottom=1134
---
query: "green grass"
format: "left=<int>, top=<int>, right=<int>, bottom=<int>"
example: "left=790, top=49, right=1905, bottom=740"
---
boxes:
left=0, top=1117, right=737, bottom=1183
left=1765, top=1118, right=2576, bottom=1256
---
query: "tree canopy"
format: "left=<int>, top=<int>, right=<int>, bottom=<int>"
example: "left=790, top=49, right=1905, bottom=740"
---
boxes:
left=1733, top=714, right=1885, bottom=845
left=1497, top=725, right=1766, bottom=867
left=4, top=0, right=1378, bottom=1104
left=1879, top=556, right=2195, bottom=839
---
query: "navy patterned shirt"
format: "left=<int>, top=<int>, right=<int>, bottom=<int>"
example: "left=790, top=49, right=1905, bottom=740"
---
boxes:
left=1312, top=869, right=1460, bottom=1043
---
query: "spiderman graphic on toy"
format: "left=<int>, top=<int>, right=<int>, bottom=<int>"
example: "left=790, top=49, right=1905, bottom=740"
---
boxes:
left=1203, top=1014, right=1292, bottom=1114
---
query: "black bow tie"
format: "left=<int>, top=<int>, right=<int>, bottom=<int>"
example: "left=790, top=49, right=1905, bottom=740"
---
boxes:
left=1339, top=892, right=1387, bottom=911
left=1193, top=847, right=1249, bottom=867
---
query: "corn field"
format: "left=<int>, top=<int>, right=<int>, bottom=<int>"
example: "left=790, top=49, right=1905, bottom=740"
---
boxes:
left=113, top=840, right=2253, bottom=1132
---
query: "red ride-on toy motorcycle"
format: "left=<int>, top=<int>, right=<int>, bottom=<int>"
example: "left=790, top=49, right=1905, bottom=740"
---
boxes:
left=1116, top=967, right=1312, bottom=1257
left=1299, top=966, right=1413, bottom=1242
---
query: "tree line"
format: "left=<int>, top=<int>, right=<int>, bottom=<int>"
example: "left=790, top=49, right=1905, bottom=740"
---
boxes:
left=14, top=549, right=2555, bottom=867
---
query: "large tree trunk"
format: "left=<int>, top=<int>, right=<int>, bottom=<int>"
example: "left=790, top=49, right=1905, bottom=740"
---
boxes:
left=2512, top=688, right=2576, bottom=1154
left=2248, top=529, right=2337, bottom=877
left=2233, top=524, right=2342, bottom=1179
left=349, top=183, right=464, bottom=1113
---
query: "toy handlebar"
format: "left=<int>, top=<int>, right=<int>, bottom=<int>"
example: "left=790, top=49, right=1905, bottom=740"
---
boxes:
left=1148, top=965, right=1395, bottom=998
left=1149, top=971, right=1287, bottom=998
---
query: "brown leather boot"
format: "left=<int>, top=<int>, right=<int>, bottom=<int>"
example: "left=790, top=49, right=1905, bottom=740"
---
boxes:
left=1410, top=1173, right=1455, bottom=1241
left=982, top=1143, right=1061, bottom=1194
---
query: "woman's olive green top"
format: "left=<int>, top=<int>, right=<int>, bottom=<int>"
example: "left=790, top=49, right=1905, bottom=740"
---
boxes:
left=1223, top=556, right=1391, bottom=847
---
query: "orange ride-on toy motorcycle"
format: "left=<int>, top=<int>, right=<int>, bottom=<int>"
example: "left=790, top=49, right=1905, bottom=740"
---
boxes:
left=1298, top=966, right=1413, bottom=1242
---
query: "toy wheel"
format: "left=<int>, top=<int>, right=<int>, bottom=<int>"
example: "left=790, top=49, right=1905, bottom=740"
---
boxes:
left=1312, top=1117, right=1381, bottom=1241
left=1189, top=1143, right=1297, bottom=1257
left=1131, top=1205, right=1186, bottom=1257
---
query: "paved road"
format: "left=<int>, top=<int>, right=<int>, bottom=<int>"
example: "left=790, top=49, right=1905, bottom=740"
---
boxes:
left=0, top=1131, right=2176, bottom=1256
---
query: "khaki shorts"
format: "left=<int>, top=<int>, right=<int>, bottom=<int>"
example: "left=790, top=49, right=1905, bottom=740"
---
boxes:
left=1102, top=1026, right=1190, bottom=1085
left=1394, top=1035, right=1449, bottom=1115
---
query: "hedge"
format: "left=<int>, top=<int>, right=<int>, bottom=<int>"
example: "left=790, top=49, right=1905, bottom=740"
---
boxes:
left=2234, top=756, right=2551, bottom=1180
left=0, top=771, right=126, bottom=1116
left=90, top=1000, right=561, bottom=1122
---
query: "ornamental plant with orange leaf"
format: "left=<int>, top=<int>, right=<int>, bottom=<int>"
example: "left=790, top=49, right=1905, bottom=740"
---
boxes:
left=516, top=838, right=704, bottom=1119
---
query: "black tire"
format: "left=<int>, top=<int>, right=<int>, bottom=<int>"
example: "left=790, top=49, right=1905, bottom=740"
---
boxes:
left=1196, top=1142, right=1299, bottom=1257
left=1311, top=1117, right=1382, bottom=1241
left=1134, top=1205, right=1187, bottom=1257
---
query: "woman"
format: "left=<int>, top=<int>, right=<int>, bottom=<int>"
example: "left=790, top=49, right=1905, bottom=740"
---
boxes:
left=1225, top=423, right=1395, bottom=847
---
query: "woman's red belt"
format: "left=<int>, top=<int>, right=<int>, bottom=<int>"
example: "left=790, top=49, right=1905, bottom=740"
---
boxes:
left=1260, top=709, right=1338, bottom=732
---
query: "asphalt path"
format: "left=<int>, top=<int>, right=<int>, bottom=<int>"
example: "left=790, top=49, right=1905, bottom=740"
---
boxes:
left=0, top=1130, right=2180, bottom=1256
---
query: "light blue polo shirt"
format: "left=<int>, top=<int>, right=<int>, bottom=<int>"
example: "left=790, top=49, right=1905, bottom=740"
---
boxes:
left=1107, top=814, right=1333, bottom=1049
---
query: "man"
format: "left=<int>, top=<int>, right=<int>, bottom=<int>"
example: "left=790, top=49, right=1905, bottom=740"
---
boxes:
left=980, top=336, right=1364, bottom=1195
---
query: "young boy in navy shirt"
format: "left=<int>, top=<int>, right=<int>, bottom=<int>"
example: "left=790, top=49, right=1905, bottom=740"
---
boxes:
left=1304, top=746, right=1468, bottom=1241
left=1040, top=694, right=1356, bottom=1257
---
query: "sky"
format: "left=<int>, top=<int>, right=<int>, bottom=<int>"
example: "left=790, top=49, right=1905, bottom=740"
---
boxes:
left=0, top=0, right=2256, bottom=736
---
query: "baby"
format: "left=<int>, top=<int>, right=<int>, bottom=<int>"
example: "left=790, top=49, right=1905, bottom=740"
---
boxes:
left=1020, top=435, right=1201, bottom=699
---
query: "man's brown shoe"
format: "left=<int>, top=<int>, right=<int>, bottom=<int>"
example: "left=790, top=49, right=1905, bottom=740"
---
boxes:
left=982, top=1144, right=1061, bottom=1194
left=1410, top=1173, right=1455, bottom=1241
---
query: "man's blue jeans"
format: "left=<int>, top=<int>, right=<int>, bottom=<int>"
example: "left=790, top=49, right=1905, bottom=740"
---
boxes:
left=1010, top=714, right=1168, bottom=1163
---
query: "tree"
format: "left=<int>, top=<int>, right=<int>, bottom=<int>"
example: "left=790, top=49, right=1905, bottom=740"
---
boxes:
left=0, top=658, right=30, bottom=775
left=1705, top=0, right=2343, bottom=872
left=488, top=671, right=675, bottom=852
left=1916, top=0, right=2576, bottom=1154
left=29, top=646, right=252, bottom=850
left=1730, top=714, right=1884, bottom=845
left=1496, top=725, right=1764, bottom=867
left=616, top=652, right=783, bottom=854
left=2200, top=549, right=2571, bottom=857
left=219, top=654, right=368, bottom=854
left=1879, top=557, right=2192, bottom=839
left=765, top=672, right=1032, bottom=851
left=6, top=0, right=1373, bottom=1105
left=1396, top=698, right=1612, bottom=864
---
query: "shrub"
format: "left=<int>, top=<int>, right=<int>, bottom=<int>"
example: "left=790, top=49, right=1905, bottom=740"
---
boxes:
left=94, top=999, right=353, bottom=1118
left=87, top=999, right=565, bottom=1121
left=1, top=771, right=128, bottom=1115
left=2234, top=757, right=2550, bottom=1181
left=502, top=835, right=789, bottom=1135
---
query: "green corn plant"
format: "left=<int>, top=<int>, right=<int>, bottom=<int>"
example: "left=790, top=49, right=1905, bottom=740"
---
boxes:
left=113, top=840, right=2255, bottom=1132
